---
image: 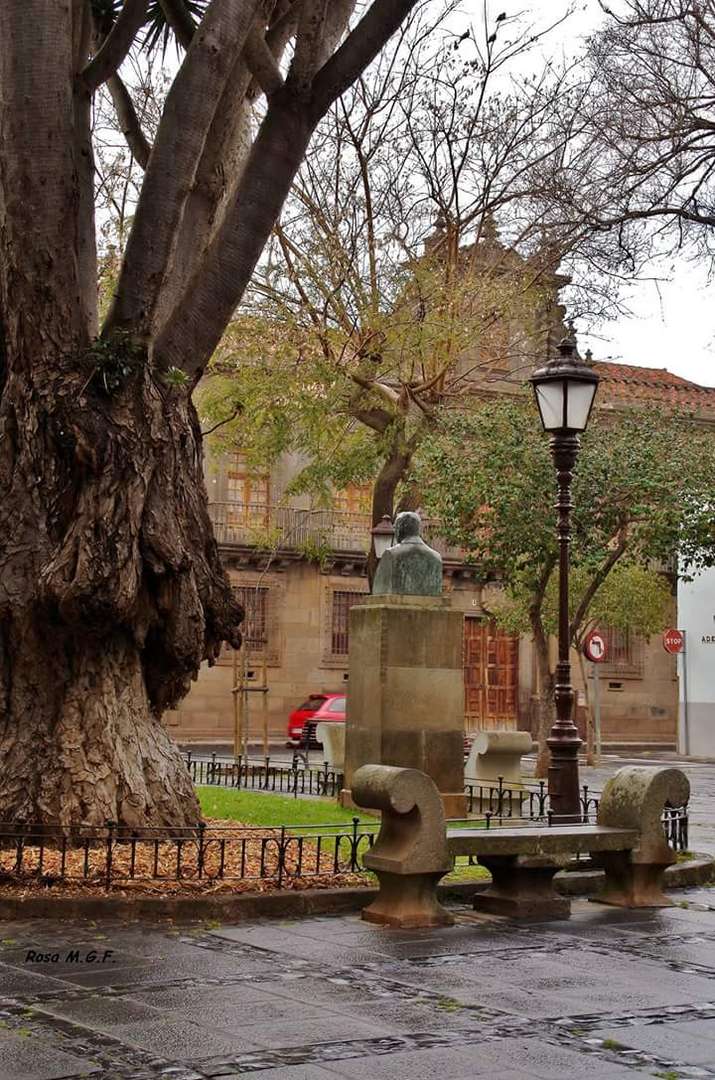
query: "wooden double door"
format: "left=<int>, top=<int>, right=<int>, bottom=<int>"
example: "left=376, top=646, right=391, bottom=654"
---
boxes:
left=464, top=617, right=519, bottom=732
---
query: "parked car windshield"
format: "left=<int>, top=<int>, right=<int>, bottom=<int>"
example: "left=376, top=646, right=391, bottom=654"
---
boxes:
left=325, top=697, right=346, bottom=713
left=297, top=696, right=326, bottom=711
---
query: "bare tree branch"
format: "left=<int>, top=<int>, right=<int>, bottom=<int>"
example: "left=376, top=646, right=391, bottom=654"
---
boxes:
left=107, top=72, right=152, bottom=169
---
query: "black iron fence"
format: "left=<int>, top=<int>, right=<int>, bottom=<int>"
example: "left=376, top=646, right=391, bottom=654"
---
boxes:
left=0, top=818, right=377, bottom=891
left=184, top=752, right=343, bottom=798
left=186, top=754, right=688, bottom=852
left=464, top=773, right=688, bottom=850
left=0, top=762, right=689, bottom=893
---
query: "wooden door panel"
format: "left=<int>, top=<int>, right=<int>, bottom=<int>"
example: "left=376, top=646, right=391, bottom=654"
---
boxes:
left=463, top=618, right=518, bottom=732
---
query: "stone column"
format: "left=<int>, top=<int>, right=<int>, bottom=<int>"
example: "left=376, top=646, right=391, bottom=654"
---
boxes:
left=341, top=594, right=467, bottom=819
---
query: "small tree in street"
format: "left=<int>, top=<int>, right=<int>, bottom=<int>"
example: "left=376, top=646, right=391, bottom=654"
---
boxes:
left=417, top=399, right=715, bottom=774
left=0, top=0, right=423, bottom=828
left=489, top=562, right=672, bottom=765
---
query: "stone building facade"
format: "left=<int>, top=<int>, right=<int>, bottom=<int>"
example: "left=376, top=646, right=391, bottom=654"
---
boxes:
left=165, top=357, right=715, bottom=752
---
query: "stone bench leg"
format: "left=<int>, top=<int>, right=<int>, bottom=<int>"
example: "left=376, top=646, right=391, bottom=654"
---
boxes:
left=473, top=854, right=571, bottom=920
left=596, top=851, right=672, bottom=908
left=362, top=870, right=454, bottom=928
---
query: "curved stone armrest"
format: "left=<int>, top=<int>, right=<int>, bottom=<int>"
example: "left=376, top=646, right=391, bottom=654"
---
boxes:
left=597, top=766, right=690, bottom=865
left=352, top=764, right=451, bottom=875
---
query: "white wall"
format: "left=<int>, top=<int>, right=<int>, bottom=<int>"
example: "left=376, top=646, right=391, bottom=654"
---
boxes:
left=678, top=569, right=715, bottom=756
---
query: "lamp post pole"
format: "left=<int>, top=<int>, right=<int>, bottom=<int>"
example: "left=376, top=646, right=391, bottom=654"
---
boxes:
left=548, top=431, right=582, bottom=821
left=530, top=335, right=600, bottom=823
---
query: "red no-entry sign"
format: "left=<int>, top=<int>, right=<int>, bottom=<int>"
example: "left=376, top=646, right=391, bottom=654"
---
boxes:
left=584, top=630, right=608, bottom=663
left=663, top=627, right=685, bottom=654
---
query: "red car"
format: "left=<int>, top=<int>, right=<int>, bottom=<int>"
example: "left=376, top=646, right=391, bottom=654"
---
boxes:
left=287, top=692, right=346, bottom=748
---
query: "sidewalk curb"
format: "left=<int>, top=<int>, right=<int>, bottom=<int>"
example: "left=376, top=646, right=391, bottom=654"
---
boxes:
left=0, top=855, right=711, bottom=923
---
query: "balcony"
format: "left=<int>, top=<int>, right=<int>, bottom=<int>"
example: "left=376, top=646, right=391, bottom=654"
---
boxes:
left=208, top=502, right=465, bottom=561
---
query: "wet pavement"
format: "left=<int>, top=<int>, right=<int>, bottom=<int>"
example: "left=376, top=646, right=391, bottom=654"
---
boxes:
left=2, top=890, right=715, bottom=1079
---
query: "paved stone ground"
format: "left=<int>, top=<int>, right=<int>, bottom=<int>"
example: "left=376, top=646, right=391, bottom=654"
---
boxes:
left=3, top=892, right=715, bottom=1080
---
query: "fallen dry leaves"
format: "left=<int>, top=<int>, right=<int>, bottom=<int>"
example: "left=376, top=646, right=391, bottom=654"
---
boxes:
left=0, top=819, right=371, bottom=898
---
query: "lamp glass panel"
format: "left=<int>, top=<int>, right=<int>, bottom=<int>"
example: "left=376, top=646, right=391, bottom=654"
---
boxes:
left=373, top=532, right=393, bottom=559
left=534, top=380, right=565, bottom=430
left=566, top=381, right=597, bottom=431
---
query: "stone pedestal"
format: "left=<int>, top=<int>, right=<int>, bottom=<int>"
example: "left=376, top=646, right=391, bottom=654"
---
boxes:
left=341, top=595, right=467, bottom=819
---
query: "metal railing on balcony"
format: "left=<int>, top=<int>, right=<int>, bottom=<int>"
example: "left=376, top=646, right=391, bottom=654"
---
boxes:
left=208, top=502, right=464, bottom=560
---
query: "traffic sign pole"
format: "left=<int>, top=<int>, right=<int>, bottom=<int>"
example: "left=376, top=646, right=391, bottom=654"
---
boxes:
left=682, top=631, right=689, bottom=757
left=592, top=661, right=602, bottom=763
left=662, top=628, right=688, bottom=756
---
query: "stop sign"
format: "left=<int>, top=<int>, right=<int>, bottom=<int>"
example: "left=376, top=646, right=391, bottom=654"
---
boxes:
left=663, top=628, right=685, bottom=654
left=584, top=630, right=607, bottom=663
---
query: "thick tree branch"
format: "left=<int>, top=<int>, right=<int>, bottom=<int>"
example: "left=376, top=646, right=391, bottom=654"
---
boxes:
left=155, top=56, right=253, bottom=327
left=105, top=0, right=259, bottom=338
left=317, top=0, right=355, bottom=64
left=107, top=72, right=152, bottom=169
left=72, top=0, right=93, bottom=71
left=80, top=0, right=149, bottom=91
left=156, top=0, right=416, bottom=376
left=156, top=99, right=315, bottom=373
left=289, top=0, right=328, bottom=94
left=311, top=0, right=419, bottom=118
left=0, top=1, right=87, bottom=357
left=244, top=24, right=285, bottom=96
left=351, top=406, right=392, bottom=433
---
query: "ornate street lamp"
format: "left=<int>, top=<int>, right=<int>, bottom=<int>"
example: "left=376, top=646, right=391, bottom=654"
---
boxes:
left=530, top=336, right=600, bottom=820
left=371, top=515, right=395, bottom=560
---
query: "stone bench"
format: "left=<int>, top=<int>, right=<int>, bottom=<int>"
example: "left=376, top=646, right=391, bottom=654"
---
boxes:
left=352, top=763, right=689, bottom=928
left=465, top=730, right=535, bottom=787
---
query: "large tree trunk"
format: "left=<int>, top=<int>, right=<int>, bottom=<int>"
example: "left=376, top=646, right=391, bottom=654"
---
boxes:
left=0, top=4, right=241, bottom=829
left=0, top=362, right=241, bottom=827
left=0, top=0, right=418, bottom=829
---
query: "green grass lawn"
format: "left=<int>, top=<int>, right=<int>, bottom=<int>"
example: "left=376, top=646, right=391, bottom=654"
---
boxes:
left=196, top=786, right=490, bottom=881
left=197, top=786, right=377, bottom=829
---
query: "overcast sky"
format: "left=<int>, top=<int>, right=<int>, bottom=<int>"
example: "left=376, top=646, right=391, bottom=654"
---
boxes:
left=462, top=0, right=715, bottom=387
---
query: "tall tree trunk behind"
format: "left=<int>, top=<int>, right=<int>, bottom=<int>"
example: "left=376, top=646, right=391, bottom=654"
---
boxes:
left=530, top=608, right=555, bottom=778
left=366, top=439, right=411, bottom=588
left=0, top=0, right=419, bottom=828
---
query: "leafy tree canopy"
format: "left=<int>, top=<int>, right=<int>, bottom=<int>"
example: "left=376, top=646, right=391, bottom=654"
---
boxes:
left=417, top=397, right=715, bottom=630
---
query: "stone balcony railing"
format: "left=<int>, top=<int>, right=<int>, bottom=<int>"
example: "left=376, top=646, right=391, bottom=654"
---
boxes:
left=208, top=502, right=465, bottom=561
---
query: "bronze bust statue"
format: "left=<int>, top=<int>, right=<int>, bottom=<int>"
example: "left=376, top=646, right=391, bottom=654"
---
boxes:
left=372, top=511, right=443, bottom=596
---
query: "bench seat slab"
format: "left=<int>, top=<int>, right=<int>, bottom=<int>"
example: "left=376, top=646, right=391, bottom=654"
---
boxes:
left=447, top=825, right=639, bottom=859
